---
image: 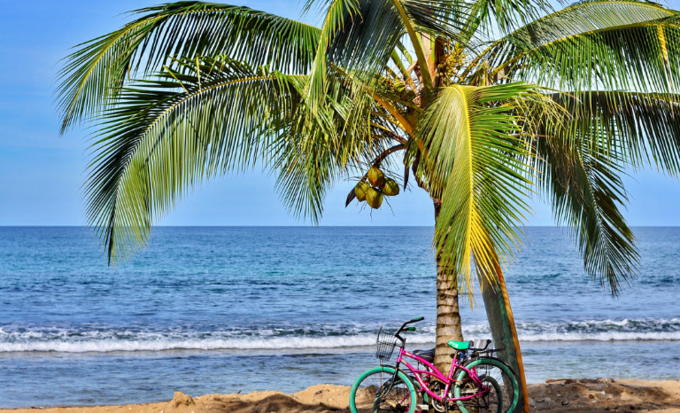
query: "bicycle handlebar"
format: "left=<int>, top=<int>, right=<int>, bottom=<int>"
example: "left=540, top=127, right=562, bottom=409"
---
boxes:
left=394, top=317, right=424, bottom=343
left=468, top=340, right=506, bottom=354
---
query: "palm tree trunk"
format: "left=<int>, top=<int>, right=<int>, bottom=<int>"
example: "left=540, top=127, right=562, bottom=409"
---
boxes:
left=480, top=255, right=530, bottom=413
left=433, top=199, right=464, bottom=375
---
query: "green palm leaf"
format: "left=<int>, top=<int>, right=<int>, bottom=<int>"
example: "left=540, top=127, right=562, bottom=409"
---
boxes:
left=535, top=127, right=638, bottom=294
left=416, top=83, right=535, bottom=293
left=86, top=58, right=299, bottom=262
left=56, top=1, right=320, bottom=133
left=466, top=0, right=552, bottom=36
left=305, top=0, right=360, bottom=110
left=553, top=91, right=680, bottom=176
left=87, top=56, right=383, bottom=262
left=482, top=0, right=680, bottom=92
left=274, top=72, right=389, bottom=221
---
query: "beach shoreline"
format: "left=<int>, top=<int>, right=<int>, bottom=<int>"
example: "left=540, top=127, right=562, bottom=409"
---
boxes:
left=3, top=379, right=679, bottom=413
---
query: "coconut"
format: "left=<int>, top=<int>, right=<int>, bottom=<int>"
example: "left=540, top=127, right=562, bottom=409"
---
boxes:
left=382, top=178, right=400, bottom=196
left=366, top=188, right=384, bottom=209
left=367, top=167, right=385, bottom=187
left=354, top=181, right=370, bottom=202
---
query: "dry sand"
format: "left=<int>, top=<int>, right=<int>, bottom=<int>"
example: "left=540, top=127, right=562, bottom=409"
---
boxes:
left=3, top=379, right=679, bottom=413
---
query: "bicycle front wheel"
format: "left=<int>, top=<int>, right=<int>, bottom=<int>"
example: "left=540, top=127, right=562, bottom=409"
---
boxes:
left=454, top=358, right=519, bottom=413
left=349, top=366, right=417, bottom=413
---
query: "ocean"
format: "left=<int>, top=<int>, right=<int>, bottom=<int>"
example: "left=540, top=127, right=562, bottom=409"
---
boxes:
left=0, top=226, right=678, bottom=408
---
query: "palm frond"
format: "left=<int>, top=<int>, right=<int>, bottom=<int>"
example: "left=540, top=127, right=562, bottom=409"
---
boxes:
left=310, top=0, right=474, bottom=100
left=85, top=58, right=299, bottom=263
left=273, top=72, right=382, bottom=221
left=273, top=107, right=391, bottom=221
left=553, top=91, right=680, bottom=176
left=326, top=0, right=407, bottom=78
left=480, top=0, right=680, bottom=93
left=305, top=0, right=360, bottom=111
left=56, top=1, right=320, bottom=133
left=416, top=83, right=535, bottom=294
left=465, top=0, right=552, bottom=36
left=535, top=125, right=638, bottom=294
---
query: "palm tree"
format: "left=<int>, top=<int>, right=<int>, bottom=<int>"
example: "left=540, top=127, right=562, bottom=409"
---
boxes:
left=58, top=1, right=680, bottom=411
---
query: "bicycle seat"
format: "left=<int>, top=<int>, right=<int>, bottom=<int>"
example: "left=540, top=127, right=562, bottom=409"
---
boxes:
left=447, top=340, right=472, bottom=350
left=413, top=348, right=435, bottom=363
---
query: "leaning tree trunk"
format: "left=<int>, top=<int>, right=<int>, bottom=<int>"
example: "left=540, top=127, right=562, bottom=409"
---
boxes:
left=480, top=256, right=530, bottom=413
left=433, top=199, right=464, bottom=375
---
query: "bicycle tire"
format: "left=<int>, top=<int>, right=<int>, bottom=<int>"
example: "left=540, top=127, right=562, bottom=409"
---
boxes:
left=453, top=358, right=519, bottom=413
left=467, top=355, right=516, bottom=376
left=453, top=375, right=503, bottom=413
left=349, top=366, right=417, bottom=413
left=465, top=358, right=519, bottom=412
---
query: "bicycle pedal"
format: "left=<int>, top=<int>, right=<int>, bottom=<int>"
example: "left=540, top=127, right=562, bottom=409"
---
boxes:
left=416, top=405, right=429, bottom=410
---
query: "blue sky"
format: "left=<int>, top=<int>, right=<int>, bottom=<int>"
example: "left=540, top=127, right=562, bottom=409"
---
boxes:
left=1, top=0, right=679, bottom=226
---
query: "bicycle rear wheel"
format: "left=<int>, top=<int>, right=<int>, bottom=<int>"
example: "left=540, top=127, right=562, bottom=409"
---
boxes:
left=349, top=366, right=417, bottom=413
left=454, top=375, right=502, bottom=413
left=454, top=358, right=519, bottom=413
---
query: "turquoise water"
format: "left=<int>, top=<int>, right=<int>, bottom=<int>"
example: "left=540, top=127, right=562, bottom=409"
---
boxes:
left=0, top=227, right=678, bottom=407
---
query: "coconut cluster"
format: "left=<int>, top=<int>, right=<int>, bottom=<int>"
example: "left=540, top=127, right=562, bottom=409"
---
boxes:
left=354, top=166, right=400, bottom=209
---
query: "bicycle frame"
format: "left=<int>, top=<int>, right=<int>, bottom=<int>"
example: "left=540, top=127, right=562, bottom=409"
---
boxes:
left=394, top=347, right=489, bottom=403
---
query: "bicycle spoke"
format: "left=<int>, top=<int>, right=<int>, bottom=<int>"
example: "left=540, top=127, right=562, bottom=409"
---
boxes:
left=454, top=358, right=519, bottom=413
left=351, top=368, right=415, bottom=413
left=471, top=363, right=513, bottom=410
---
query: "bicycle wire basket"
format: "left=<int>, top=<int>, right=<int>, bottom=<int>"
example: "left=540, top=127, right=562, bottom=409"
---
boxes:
left=375, top=326, right=403, bottom=362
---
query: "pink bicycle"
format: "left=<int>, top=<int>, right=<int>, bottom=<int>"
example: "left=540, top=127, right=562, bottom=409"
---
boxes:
left=349, top=317, right=519, bottom=413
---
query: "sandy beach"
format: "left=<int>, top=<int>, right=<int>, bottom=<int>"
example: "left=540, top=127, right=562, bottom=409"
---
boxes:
left=3, top=378, right=679, bottom=413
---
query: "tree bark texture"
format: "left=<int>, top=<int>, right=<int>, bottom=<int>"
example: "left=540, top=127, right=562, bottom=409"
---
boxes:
left=433, top=199, right=464, bottom=375
left=480, top=258, right=530, bottom=413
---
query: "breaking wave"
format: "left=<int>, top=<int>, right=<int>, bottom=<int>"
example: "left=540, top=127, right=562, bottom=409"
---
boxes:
left=1, top=318, right=679, bottom=353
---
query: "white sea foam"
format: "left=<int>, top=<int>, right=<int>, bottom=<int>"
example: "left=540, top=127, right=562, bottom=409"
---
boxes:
left=1, top=318, right=678, bottom=353
left=0, top=332, right=433, bottom=353
left=475, top=318, right=680, bottom=342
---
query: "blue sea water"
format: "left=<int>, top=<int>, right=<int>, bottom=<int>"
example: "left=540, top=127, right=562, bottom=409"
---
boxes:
left=0, top=226, right=679, bottom=408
